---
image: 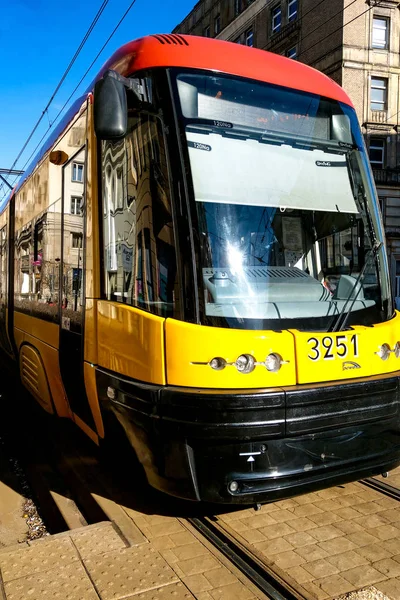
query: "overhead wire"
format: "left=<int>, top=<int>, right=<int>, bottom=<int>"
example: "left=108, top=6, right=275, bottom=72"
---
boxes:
left=303, top=0, right=384, bottom=64
left=3, top=0, right=139, bottom=205
left=0, top=0, right=110, bottom=200
left=1, top=0, right=385, bottom=202
left=297, top=0, right=359, bottom=60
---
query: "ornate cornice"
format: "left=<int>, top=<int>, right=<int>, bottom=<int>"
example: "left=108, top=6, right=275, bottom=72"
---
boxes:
left=366, top=0, right=400, bottom=8
left=363, top=121, right=395, bottom=131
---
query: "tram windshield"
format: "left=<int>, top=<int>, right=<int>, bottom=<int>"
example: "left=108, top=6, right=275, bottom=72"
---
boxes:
left=174, top=71, right=392, bottom=330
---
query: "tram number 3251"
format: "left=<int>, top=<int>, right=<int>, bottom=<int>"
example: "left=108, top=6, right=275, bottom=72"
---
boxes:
left=307, top=334, right=359, bottom=361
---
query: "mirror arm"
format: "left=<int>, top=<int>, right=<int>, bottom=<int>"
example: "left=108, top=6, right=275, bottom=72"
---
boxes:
left=103, top=69, right=143, bottom=103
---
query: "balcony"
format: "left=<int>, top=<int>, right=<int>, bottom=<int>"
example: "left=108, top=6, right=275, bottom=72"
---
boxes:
left=373, top=168, right=400, bottom=186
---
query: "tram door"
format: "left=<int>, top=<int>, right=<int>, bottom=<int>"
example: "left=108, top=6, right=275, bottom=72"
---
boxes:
left=59, top=147, right=95, bottom=430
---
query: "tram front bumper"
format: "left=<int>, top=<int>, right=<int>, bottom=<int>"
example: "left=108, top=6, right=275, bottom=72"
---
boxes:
left=96, top=369, right=400, bottom=504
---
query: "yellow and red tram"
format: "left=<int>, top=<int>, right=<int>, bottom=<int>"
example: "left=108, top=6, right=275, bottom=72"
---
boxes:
left=1, top=34, right=400, bottom=504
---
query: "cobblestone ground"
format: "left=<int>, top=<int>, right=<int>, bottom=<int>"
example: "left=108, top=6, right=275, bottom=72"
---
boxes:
left=213, top=480, right=400, bottom=599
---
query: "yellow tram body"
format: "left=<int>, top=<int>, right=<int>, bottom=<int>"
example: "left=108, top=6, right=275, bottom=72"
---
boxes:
left=1, top=35, right=400, bottom=504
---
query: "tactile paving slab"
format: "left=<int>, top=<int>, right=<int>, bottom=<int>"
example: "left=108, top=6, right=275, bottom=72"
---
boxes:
left=0, top=536, right=79, bottom=581
left=4, top=560, right=98, bottom=600
left=71, top=521, right=128, bottom=558
left=84, top=544, right=179, bottom=600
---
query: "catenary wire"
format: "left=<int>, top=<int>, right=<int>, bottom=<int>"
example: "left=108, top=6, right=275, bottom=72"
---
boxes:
left=303, top=0, right=384, bottom=64
left=0, top=0, right=110, bottom=198
left=0, top=0, right=384, bottom=201
left=1, top=0, right=138, bottom=204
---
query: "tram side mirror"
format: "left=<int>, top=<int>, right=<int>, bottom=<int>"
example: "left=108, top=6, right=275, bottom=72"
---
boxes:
left=94, top=73, right=127, bottom=140
left=94, top=70, right=142, bottom=140
left=331, top=114, right=352, bottom=145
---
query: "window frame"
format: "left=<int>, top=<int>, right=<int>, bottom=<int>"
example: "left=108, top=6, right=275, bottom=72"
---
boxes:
left=288, top=0, right=297, bottom=22
left=372, top=16, right=389, bottom=50
left=71, top=162, right=84, bottom=183
left=287, top=46, right=297, bottom=59
left=369, top=137, right=385, bottom=169
left=214, top=14, right=221, bottom=34
left=370, top=77, right=388, bottom=111
left=71, top=232, right=83, bottom=249
left=70, top=195, right=82, bottom=215
left=245, top=28, right=254, bottom=47
left=272, top=5, right=282, bottom=33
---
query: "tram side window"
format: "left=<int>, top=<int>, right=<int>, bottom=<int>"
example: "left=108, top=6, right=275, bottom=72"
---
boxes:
left=14, top=223, right=32, bottom=315
left=0, top=226, right=7, bottom=310
left=30, top=201, right=62, bottom=323
left=101, top=113, right=178, bottom=317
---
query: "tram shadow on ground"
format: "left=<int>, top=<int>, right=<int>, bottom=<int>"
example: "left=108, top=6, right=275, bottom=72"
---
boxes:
left=0, top=351, right=240, bottom=533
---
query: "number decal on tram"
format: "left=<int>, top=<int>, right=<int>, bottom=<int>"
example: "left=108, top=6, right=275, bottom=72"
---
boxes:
left=307, top=335, right=359, bottom=361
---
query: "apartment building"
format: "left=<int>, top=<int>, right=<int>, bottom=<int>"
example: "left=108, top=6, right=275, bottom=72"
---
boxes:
left=174, top=0, right=400, bottom=303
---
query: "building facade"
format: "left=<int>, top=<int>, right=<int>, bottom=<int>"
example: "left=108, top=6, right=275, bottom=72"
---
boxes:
left=174, top=0, right=400, bottom=303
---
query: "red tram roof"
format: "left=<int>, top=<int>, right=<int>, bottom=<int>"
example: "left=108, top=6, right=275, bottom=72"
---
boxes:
left=100, top=34, right=352, bottom=107
left=3, top=34, right=353, bottom=212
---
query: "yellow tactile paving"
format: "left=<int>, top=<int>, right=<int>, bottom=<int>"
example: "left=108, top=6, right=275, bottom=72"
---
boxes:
left=0, top=516, right=265, bottom=600
left=4, top=560, right=98, bottom=600
left=0, top=536, right=80, bottom=581
left=70, top=521, right=128, bottom=558
left=85, top=544, right=178, bottom=600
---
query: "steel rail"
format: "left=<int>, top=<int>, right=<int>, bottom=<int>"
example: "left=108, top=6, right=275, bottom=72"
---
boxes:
left=361, top=477, right=400, bottom=501
left=188, top=516, right=305, bottom=600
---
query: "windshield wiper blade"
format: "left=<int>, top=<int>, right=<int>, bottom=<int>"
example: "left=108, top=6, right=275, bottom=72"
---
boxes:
left=330, top=241, right=383, bottom=333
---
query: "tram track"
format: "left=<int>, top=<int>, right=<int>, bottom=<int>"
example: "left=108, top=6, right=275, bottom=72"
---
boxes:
left=187, top=516, right=304, bottom=600
left=361, top=476, right=400, bottom=501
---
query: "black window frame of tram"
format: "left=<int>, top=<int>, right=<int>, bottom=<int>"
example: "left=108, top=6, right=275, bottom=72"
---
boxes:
left=167, top=67, right=390, bottom=332
left=96, top=67, right=198, bottom=324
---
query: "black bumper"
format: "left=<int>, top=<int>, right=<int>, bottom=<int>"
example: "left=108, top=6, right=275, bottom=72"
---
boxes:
left=96, top=368, right=400, bottom=504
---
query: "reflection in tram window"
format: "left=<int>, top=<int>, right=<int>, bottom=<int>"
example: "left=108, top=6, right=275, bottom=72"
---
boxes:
left=101, top=112, right=178, bottom=317
left=62, top=148, right=86, bottom=333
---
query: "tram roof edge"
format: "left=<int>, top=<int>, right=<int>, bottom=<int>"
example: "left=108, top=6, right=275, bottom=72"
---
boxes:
left=2, top=34, right=352, bottom=214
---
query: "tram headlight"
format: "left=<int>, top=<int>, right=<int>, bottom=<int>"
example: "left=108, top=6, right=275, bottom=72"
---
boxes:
left=376, top=343, right=391, bottom=361
left=265, top=353, right=282, bottom=372
left=395, top=342, right=400, bottom=358
left=228, top=480, right=239, bottom=493
left=209, top=357, right=227, bottom=370
left=235, top=354, right=256, bottom=374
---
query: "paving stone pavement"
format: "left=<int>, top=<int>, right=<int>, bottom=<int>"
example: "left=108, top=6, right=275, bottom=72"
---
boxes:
left=210, top=480, right=400, bottom=600
left=0, top=519, right=265, bottom=600
left=2, top=477, right=400, bottom=599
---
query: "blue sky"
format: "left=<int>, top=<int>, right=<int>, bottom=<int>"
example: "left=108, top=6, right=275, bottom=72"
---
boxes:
left=0, top=0, right=195, bottom=191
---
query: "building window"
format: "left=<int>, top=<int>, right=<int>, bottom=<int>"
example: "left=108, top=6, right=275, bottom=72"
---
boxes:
left=204, top=26, right=211, bottom=37
left=235, top=36, right=242, bottom=44
left=370, top=77, right=387, bottom=110
left=287, top=46, right=297, bottom=59
left=234, top=0, right=241, bottom=16
left=369, top=138, right=385, bottom=168
left=246, top=28, right=254, bottom=46
left=288, top=0, right=297, bottom=22
left=214, top=14, right=221, bottom=34
left=272, top=5, right=282, bottom=33
left=72, top=233, right=83, bottom=249
left=70, top=196, right=82, bottom=215
left=372, top=17, right=388, bottom=49
left=72, top=162, right=84, bottom=182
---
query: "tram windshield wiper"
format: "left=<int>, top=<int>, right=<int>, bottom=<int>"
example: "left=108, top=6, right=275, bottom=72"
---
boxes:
left=330, top=240, right=383, bottom=333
